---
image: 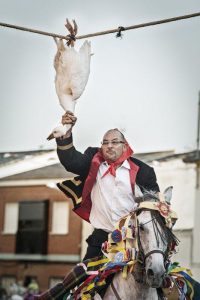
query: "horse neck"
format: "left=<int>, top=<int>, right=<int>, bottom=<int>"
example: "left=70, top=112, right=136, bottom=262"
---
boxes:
left=103, top=273, right=158, bottom=300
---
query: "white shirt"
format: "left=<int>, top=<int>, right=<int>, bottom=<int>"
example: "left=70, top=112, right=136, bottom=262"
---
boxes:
left=89, top=160, right=137, bottom=232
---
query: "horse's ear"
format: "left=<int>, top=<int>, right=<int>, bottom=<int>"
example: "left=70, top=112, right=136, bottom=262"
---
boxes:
left=163, top=186, right=173, bottom=204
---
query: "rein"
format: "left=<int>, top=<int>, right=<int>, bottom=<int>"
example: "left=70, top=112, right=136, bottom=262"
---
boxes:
left=110, top=281, right=121, bottom=300
left=144, top=249, right=166, bottom=261
left=136, top=212, right=168, bottom=265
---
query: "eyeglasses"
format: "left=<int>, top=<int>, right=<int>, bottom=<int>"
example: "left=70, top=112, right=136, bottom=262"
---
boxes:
left=101, top=140, right=125, bottom=146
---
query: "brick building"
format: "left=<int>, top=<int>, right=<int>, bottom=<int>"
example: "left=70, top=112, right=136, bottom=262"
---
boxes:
left=0, top=150, right=82, bottom=292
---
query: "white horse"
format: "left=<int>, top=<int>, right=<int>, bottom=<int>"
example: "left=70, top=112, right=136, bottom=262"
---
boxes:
left=95, top=187, right=178, bottom=300
left=36, top=188, right=178, bottom=300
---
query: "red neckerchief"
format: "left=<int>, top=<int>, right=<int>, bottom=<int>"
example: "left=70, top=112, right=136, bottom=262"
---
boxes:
left=101, top=143, right=133, bottom=178
left=75, top=144, right=138, bottom=222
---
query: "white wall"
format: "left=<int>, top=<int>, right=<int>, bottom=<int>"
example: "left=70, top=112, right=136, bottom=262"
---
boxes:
left=153, top=159, right=196, bottom=230
left=154, top=159, right=200, bottom=280
left=173, top=229, right=200, bottom=281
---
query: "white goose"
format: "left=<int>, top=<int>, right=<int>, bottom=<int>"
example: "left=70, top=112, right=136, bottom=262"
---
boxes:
left=47, top=20, right=91, bottom=140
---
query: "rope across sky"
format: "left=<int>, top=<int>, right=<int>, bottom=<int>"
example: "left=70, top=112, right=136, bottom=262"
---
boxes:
left=0, top=12, right=200, bottom=41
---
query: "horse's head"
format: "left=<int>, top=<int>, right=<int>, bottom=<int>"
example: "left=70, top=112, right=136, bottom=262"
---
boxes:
left=134, top=187, right=178, bottom=288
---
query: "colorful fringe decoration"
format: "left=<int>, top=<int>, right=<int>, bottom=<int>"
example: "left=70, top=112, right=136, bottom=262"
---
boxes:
left=74, top=259, right=131, bottom=299
left=163, top=262, right=200, bottom=300
left=111, top=229, right=122, bottom=243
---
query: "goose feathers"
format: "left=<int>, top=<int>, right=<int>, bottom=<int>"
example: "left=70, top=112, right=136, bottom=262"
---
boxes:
left=47, top=38, right=91, bottom=140
left=54, top=38, right=91, bottom=111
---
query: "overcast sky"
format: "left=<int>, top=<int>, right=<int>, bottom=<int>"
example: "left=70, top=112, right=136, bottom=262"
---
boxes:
left=0, top=0, right=200, bottom=153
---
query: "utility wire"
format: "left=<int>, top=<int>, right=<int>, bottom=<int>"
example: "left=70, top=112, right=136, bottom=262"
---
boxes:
left=0, top=12, right=200, bottom=41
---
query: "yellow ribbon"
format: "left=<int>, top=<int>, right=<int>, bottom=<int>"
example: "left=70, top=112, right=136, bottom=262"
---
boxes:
left=170, top=267, right=193, bottom=277
left=87, top=257, right=109, bottom=268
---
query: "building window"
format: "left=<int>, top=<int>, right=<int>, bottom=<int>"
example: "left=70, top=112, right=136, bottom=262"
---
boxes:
left=51, top=202, right=69, bottom=235
left=3, top=203, right=19, bottom=234
left=16, top=200, right=49, bottom=254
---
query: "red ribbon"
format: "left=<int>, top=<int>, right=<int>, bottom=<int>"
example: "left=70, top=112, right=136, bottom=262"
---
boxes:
left=101, top=143, right=133, bottom=178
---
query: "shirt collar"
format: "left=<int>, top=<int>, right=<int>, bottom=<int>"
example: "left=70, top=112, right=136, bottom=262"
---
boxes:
left=121, top=159, right=130, bottom=169
left=102, top=159, right=130, bottom=169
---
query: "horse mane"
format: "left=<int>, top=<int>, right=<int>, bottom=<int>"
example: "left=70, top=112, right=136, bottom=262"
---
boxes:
left=151, top=210, right=180, bottom=247
left=135, top=190, right=179, bottom=247
left=135, top=189, right=159, bottom=203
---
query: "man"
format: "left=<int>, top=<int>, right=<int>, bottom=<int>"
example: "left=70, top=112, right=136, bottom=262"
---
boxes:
left=56, top=111, right=160, bottom=260
left=35, top=112, right=160, bottom=299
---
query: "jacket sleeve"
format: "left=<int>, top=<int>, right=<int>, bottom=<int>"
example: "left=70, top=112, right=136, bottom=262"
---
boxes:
left=133, top=157, right=160, bottom=193
left=142, top=166, right=160, bottom=192
left=56, top=134, right=95, bottom=178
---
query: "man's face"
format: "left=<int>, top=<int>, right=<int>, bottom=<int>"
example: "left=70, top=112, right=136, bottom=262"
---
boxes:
left=101, top=130, right=127, bottom=162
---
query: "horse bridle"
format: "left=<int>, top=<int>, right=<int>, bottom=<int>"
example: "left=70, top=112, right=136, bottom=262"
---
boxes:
left=135, top=210, right=170, bottom=278
left=138, top=229, right=168, bottom=263
left=110, top=210, right=170, bottom=300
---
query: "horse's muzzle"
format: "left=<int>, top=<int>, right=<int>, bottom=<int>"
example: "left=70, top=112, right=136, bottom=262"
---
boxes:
left=146, top=267, right=166, bottom=288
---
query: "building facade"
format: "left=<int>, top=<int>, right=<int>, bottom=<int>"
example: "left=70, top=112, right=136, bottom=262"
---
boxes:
left=0, top=151, right=82, bottom=293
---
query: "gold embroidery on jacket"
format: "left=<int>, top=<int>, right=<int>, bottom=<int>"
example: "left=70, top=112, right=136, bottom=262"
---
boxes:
left=57, top=142, right=73, bottom=150
left=60, top=183, right=82, bottom=204
left=71, top=178, right=82, bottom=186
